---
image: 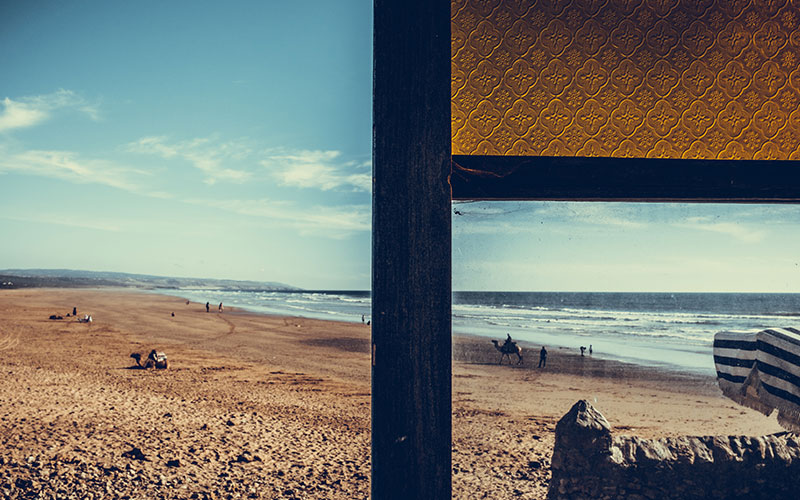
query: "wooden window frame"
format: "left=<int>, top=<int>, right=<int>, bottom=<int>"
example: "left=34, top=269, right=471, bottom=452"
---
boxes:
left=452, top=155, right=800, bottom=202
left=372, top=1, right=800, bottom=498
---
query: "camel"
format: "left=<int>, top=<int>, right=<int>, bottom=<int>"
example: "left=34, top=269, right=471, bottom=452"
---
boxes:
left=492, top=339, right=523, bottom=365
left=131, top=349, right=169, bottom=369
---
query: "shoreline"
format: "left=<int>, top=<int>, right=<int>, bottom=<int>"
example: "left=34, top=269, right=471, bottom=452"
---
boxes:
left=22, top=286, right=746, bottom=406
left=454, top=330, right=715, bottom=384
left=0, top=288, right=785, bottom=499
left=150, top=287, right=721, bottom=376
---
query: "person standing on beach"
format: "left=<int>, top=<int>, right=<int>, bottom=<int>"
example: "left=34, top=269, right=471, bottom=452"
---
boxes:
left=538, top=346, right=547, bottom=368
left=219, top=302, right=223, bottom=313
left=206, top=302, right=210, bottom=313
left=72, top=306, right=77, bottom=316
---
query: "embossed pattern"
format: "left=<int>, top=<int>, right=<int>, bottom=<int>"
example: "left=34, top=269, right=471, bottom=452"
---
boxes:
left=452, top=0, right=800, bottom=159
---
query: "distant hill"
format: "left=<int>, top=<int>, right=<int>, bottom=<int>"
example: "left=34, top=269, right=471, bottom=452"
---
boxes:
left=0, top=269, right=300, bottom=291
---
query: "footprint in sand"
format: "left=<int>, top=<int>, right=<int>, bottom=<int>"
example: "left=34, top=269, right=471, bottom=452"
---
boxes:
left=0, top=327, right=19, bottom=350
left=206, top=316, right=236, bottom=342
left=219, top=316, right=236, bottom=335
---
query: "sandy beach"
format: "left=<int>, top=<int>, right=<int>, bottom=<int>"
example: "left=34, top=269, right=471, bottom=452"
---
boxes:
left=0, top=288, right=784, bottom=499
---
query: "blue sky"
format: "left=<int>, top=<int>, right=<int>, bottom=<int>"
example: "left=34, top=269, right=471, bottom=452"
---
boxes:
left=0, top=1, right=373, bottom=289
left=2, top=2, right=799, bottom=292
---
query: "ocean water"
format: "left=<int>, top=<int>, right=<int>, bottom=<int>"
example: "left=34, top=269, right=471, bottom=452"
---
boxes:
left=153, top=289, right=800, bottom=375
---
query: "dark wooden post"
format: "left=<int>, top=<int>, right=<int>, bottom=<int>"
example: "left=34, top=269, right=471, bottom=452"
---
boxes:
left=372, top=0, right=452, bottom=498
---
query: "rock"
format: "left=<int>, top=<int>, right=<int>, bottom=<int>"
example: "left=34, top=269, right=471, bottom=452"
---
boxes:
left=547, top=400, right=800, bottom=500
left=232, top=452, right=258, bottom=463
left=104, top=466, right=121, bottom=475
left=550, top=399, right=612, bottom=471
left=15, top=478, right=33, bottom=489
left=122, top=447, right=148, bottom=461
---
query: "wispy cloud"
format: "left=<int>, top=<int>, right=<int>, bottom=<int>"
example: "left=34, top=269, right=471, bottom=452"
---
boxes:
left=187, top=197, right=370, bottom=238
left=0, top=213, right=121, bottom=232
left=0, top=148, right=152, bottom=193
left=536, top=203, right=648, bottom=228
left=0, top=98, right=47, bottom=131
left=126, top=136, right=252, bottom=185
left=126, top=137, right=372, bottom=191
left=453, top=201, right=647, bottom=235
left=675, top=216, right=765, bottom=243
left=455, top=255, right=782, bottom=292
left=0, top=89, right=100, bottom=132
left=261, top=149, right=371, bottom=192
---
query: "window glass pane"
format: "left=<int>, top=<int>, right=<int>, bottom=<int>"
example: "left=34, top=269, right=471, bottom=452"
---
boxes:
left=452, top=201, right=800, bottom=497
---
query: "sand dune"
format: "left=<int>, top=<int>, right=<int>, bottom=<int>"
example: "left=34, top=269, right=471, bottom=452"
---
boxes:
left=0, top=289, right=782, bottom=499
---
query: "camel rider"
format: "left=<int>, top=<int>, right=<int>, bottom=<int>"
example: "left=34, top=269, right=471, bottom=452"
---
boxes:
left=503, top=333, right=517, bottom=350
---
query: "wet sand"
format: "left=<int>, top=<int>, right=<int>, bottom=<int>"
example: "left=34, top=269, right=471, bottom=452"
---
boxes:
left=0, top=289, right=783, bottom=499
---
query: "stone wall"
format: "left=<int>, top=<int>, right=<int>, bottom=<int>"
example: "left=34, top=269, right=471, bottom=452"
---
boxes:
left=547, top=400, right=800, bottom=500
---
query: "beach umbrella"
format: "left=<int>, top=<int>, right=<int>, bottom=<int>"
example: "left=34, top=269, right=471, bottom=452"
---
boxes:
left=714, top=327, right=800, bottom=432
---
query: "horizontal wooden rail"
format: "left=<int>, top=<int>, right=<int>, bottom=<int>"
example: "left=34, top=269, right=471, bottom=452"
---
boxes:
left=452, top=155, right=800, bottom=202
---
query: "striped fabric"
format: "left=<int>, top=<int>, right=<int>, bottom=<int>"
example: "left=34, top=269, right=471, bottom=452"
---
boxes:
left=714, top=327, right=800, bottom=432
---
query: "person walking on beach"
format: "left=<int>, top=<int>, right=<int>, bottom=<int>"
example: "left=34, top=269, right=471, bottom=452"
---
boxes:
left=580, top=346, right=586, bottom=356
left=206, top=302, right=210, bottom=313
left=72, top=306, right=77, bottom=316
left=538, top=346, right=547, bottom=368
left=219, top=302, right=223, bottom=313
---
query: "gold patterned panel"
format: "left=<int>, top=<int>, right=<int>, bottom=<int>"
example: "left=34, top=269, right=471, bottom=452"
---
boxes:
left=452, top=0, right=800, bottom=159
